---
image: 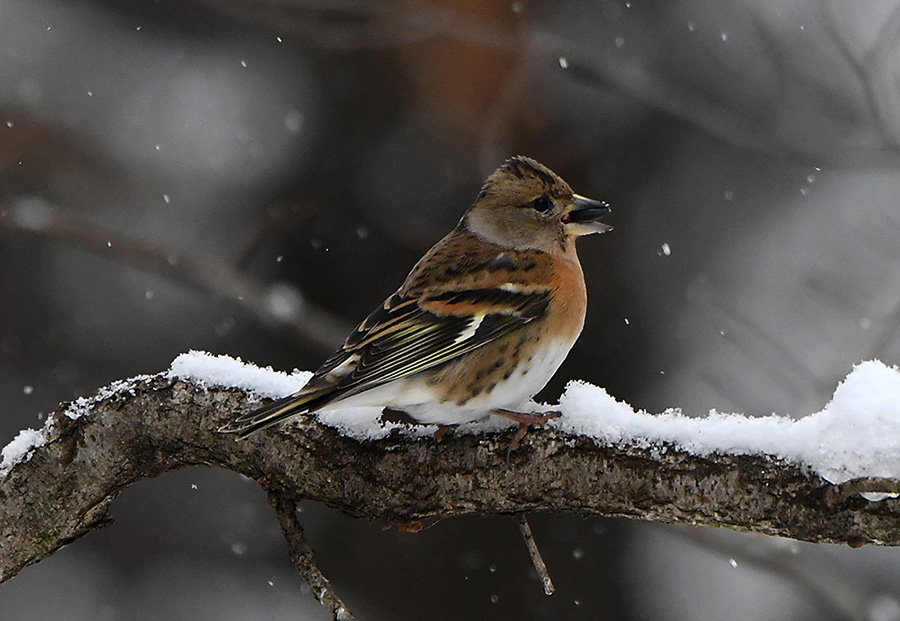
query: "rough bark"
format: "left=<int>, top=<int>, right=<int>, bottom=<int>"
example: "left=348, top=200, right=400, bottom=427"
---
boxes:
left=2, top=372, right=899, bottom=585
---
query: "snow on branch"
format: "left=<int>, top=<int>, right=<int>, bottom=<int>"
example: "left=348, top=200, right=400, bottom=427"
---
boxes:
left=3, top=351, right=900, bottom=593
left=169, top=351, right=900, bottom=487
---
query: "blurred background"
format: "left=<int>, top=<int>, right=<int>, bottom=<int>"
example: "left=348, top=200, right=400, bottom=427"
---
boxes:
left=2, top=0, right=900, bottom=618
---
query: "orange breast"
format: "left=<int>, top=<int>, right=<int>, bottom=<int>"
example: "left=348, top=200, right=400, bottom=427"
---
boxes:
left=545, top=251, right=587, bottom=342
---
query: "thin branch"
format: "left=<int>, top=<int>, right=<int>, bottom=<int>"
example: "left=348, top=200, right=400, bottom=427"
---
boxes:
left=0, top=198, right=351, bottom=351
left=517, top=515, right=554, bottom=596
left=819, top=1, right=895, bottom=153
left=269, top=491, right=358, bottom=621
left=858, top=3, right=900, bottom=149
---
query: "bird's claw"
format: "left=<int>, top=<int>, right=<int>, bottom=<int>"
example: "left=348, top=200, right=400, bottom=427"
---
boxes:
left=492, top=409, right=561, bottom=451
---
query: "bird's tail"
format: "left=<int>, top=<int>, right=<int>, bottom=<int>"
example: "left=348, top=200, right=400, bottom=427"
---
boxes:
left=219, top=387, right=334, bottom=438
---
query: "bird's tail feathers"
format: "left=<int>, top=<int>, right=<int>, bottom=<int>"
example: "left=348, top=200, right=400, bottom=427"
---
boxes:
left=219, top=387, right=334, bottom=438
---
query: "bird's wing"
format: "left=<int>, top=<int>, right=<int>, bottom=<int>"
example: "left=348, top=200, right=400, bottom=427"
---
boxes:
left=322, top=283, right=551, bottom=395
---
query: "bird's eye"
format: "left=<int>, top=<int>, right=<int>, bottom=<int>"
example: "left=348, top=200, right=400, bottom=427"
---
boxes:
left=531, top=195, right=552, bottom=212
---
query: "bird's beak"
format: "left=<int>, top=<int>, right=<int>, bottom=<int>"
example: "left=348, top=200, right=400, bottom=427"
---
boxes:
left=564, top=194, right=612, bottom=236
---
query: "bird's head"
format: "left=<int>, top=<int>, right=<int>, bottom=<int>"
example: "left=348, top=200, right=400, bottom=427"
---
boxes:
left=462, top=156, right=611, bottom=253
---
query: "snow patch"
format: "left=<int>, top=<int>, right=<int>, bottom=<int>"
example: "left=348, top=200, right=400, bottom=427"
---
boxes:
left=313, top=405, right=523, bottom=442
left=0, top=428, right=48, bottom=476
left=554, top=360, right=900, bottom=485
left=168, top=350, right=310, bottom=399
left=313, top=407, right=423, bottom=441
left=1, top=373, right=159, bottom=477
left=64, top=375, right=156, bottom=421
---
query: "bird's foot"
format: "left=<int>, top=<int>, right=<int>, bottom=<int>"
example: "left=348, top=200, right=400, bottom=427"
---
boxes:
left=434, top=424, right=457, bottom=443
left=492, top=409, right=562, bottom=451
left=385, top=516, right=444, bottom=532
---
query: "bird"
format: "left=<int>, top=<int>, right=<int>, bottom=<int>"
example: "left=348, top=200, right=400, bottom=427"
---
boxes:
left=220, top=156, right=611, bottom=444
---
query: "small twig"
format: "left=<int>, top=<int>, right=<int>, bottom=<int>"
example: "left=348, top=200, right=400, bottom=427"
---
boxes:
left=269, top=492, right=358, bottom=621
left=517, top=514, right=555, bottom=596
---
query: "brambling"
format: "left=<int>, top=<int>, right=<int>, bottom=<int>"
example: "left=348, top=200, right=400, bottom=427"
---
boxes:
left=221, top=156, right=611, bottom=442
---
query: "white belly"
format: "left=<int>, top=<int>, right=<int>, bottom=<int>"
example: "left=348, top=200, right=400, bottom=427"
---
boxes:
left=327, top=338, right=576, bottom=425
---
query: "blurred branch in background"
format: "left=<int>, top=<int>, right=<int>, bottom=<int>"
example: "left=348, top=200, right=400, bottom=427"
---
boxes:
left=0, top=197, right=351, bottom=351
left=196, top=0, right=900, bottom=166
left=676, top=526, right=882, bottom=621
left=235, top=200, right=319, bottom=270
left=821, top=0, right=900, bottom=150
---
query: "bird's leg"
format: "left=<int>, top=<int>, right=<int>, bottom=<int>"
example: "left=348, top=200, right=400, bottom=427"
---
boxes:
left=492, top=408, right=562, bottom=450
left=434, top=424, right=457, bottom=443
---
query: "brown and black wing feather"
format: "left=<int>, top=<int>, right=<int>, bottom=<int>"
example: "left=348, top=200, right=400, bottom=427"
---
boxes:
left=220, top=285, right=550, bottom=437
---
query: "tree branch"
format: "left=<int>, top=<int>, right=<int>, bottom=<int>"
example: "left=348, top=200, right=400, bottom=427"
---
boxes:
left=517, top=514, right=555, bottom=596
left=2, top=370, right=899, bottom=604
left=269, top=491, right=358, bottom=621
